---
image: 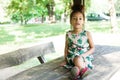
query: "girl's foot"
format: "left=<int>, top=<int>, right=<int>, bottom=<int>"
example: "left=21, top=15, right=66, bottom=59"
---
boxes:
left=60, top=61, right=66, bottom=66
left=71, top=66, right=80, bottom=80
left=80, top=67, right=91, bottom=79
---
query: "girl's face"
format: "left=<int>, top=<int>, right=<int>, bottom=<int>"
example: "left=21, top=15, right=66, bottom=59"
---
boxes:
left=70, top=12, right=84, bottom=30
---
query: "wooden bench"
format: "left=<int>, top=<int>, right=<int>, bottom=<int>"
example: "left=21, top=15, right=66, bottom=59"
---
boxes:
left=0, top=42, right=55, bottom=69
left=1, top=44, right=120, bottom=80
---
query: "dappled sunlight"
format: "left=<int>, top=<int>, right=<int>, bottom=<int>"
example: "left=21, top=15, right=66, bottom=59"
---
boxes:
left=9, top=31, right=25, bottom=36
left=0, top=23, right=69, bottom=45
left=36, top=32, right=53, bottom=38
left=9, top=31, right=26, bottom=42
left=26, top=32, right=36, bottom=39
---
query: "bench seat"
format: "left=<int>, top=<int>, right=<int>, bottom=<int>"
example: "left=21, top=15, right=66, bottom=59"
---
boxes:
left=0, top=44, right=118, bottom=80
left=7, top=45, right=120, bottom=80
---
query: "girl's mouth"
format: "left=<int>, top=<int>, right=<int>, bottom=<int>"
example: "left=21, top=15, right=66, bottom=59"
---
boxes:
left=76, top=23, right=80, bottom=25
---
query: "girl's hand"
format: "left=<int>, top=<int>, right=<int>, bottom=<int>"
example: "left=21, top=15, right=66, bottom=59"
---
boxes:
left=60, top=61, right=66, bottom=66
left=81, top=53, right=87, bottom=58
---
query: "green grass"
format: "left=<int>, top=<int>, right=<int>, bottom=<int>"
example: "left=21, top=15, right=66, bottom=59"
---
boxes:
left=0, top=28, right=15, bottom=44
left=0, top=23, right=70, bottom=45
left=0, top=21, right=120, bottom=45
left=85, top=21, right=111, bottom=33
left=21, top=23, right=68, bottom=37
left=86, top=21, right=120, bottom=33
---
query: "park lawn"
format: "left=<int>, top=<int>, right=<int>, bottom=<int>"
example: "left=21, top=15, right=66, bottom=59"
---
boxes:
left=85, top=21, right=111, bottom=32
left=0, top=21, right=120, bottom=45
left=0, top=23, right=69, bottom=45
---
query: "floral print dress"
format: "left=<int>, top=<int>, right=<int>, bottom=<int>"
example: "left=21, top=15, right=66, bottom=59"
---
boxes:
left=66, top=30, right=94, bottom=69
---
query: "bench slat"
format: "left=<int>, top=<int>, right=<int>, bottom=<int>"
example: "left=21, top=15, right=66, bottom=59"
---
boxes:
left=38, top=67, right=69, bottom=80
left=7, top=57, right=65, bottom=80
left=8, top=50, right=120, bottom=80
left=0, top=42, right=55, bottom=69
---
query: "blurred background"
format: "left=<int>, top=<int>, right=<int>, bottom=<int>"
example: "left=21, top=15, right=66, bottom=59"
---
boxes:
left=0, top=0, right=120, bottom=45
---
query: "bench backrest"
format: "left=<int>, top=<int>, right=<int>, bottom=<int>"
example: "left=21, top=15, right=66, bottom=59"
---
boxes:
left=0, top=42, right=55, bottom=69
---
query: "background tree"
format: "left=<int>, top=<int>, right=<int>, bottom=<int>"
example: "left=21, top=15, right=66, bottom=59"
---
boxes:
left=6, top=0, right=92, bottom=24
left=7, top=0, right=48, bottom=24
left=61, top=0, right=72, bottom=22
left=115, top=0, right=120, bottom=16
left=7, top=0, right=34, bottom=24
left=108, top=0, right=118, bottom=33
left=45, top=0, right=55, bottom=23
left=59, top=0, right=91, bottom=22
left=35, top=0, right=48, bottom=23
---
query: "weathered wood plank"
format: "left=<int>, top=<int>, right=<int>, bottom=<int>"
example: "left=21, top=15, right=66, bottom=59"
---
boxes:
left=0, top=42, right=55, bottom=69
left=38, top=67, right=69, bottom=80
left=7, top=45, right=120, bottom=80
left=83, top=51, right=120, bottom=80
left=54, top=72, right=71, bottom=80
left=7, top=57, right=65, bottom=80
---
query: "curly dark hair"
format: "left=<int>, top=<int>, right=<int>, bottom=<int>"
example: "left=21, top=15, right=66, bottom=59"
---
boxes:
left=70, top=4, right=85, bottom=21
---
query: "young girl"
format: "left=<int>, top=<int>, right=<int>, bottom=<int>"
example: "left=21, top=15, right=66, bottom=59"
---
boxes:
left=61, top=4, right=95, bottom=80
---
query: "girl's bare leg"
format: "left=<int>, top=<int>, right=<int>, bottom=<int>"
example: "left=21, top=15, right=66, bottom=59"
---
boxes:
left=73, top=56, right=86, bottom=70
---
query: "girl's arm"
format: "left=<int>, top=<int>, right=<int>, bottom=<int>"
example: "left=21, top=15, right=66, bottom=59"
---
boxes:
left=60, top=34, right=68, bottom=66
left=64, top=34, right=68, bottom=62
left=82, top=31, right=95, bottom=58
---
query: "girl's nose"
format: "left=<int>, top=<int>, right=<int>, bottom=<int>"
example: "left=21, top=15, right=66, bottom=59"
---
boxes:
left=76, top=18, right=79, bottom=22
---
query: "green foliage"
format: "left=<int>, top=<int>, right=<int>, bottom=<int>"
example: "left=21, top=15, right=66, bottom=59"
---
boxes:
left=11, top=12, right=21, bottom=23
left=6, top=0, right=91, bottom=24
left=7, top=0, right=47, bottom=24
left=85, top=0, right=91, bottom=12
left=7, top=0, right=32, bottom=24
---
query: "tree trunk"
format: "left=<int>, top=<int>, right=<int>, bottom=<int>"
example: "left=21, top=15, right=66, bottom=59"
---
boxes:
left=41, top=15, right=44, bottom=23
left=108, top=0, right=118, bottom=33
left=25, top=20, right=28, bottom=24
left=19, top=11, right=24, bottom=25
left=46, top=3, right=55, bottom=23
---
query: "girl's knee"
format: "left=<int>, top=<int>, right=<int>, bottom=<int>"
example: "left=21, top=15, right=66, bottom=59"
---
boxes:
left=73, top=56, right=82, bottom=62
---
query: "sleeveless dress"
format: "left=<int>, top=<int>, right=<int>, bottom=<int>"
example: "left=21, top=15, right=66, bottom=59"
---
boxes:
left=66, top=30, right=94, bottom=69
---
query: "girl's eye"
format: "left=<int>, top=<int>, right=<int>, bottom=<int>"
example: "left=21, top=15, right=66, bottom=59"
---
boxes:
left=73, top=18, right=76, bottom=20
left=79, top=18, right=82, bottom=20
left=72, top=17, right=82, bottom=20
